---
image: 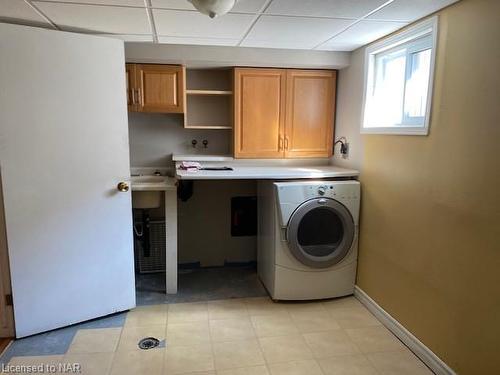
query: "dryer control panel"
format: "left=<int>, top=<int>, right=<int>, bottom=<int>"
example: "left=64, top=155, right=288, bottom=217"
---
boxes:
left=274, top=180, right=360, bottom=226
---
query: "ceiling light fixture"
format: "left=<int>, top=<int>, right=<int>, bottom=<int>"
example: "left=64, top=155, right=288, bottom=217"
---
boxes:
left=189, top=0, right=237, bottom=18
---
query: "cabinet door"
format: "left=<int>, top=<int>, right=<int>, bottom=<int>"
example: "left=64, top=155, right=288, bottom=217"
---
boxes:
left=136, top=64, right=185, bottom=113
left=234, top=68, right=286, bottom=158
left=125, top=64, right=137, bottom=112
left=284, top=70, right=336, bottom=158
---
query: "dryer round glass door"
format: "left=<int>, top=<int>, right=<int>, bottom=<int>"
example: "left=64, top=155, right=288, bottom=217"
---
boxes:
left=286, top=198, right=355, bottom=268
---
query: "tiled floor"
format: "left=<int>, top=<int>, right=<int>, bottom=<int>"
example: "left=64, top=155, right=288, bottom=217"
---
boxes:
left=136, top=266, right=267, bottom=305
left=0, top=312, right=126, bottom=365
left=1, top=296, right=434, bottom=375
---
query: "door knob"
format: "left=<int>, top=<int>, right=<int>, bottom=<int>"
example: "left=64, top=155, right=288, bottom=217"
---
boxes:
left=117, top=182, right=129, bottom=192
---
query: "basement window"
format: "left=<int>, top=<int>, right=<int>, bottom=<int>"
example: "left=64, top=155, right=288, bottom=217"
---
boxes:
left=362, top=17, right=438, bottom=135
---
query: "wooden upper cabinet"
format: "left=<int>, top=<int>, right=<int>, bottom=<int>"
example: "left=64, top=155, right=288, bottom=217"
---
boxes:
left=285, top=70, right=336, bottom=158
left=127, top=64, right=185, bottom=113
left=233, top=68, right=336, bottom=159
left=125, top=64, right=137, bottom=112
left=234, top=68, right=286, bottom=158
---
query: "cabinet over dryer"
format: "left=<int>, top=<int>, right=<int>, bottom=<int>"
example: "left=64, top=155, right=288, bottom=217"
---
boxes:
left=233, top=68, right=337, bottom=159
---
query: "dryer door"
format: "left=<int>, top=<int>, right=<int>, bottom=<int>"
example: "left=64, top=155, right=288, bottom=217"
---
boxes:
left=287, top=198, right=355, bottom=269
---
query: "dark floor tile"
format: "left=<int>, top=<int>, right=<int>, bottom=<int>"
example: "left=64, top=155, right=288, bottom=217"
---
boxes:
left=0, top=312, right=127, bottom=364
left=136, top=266, right=267, bottom=305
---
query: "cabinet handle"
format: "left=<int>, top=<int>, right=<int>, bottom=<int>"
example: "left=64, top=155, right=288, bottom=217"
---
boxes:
left=130, top=89, right=136, bottom=105
left=278, top=137, right=283, bottom=150
left=136, top=89, right=142, bottom=105
left=284, top=137, right=289, bottom=150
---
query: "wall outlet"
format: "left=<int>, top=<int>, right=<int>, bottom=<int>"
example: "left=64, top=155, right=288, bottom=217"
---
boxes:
left=341, top=142, right=349, bottom=159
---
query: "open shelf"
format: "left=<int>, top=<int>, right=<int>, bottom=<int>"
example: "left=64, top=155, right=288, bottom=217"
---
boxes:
left=184, top=69, right=233, bottom=130
left=185, top=94, right=232, bottom=130
left=187, top=69, right=232, bottom=91
left=184, top=125, right=232, bottom=130
left=187, top=89, right=233, bottom=96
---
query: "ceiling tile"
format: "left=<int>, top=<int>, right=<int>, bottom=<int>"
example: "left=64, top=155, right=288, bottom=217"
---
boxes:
left=150, top=0, right=193, bottom=10
left=317, top=20, right=407, bottom=51
left=0, top=0, right=51, bottom=27
left=367, top=0, right=460, bottom=22
left=228, top=0, right=268, bottom=13
left=265, top=0, right=389, bottom=19
left=153, top=9, right=254, bottom=38
left=97, top=34, right=154, bottom=42
left=33, top=2, right=151, bottom=34
left=241, top=15, right=352, bottom=49
left=34, top=0, right=145, bottom=6
left=158, top=35, right=239, bottom=46
left=240, top=39, right=313, bottom=50
left=315, top=42, right=361, bottom=52
left=152, top=0, right=268, bottom=13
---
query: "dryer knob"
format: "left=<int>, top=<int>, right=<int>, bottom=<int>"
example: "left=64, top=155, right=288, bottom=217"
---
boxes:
left=318, top=186, right=326, bottom=195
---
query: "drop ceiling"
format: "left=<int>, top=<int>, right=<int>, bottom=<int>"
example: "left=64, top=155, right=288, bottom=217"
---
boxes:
left=0, top=0, right=459, bottom=51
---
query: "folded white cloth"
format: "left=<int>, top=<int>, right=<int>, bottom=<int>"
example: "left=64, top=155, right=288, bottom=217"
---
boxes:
left=178, top=161, right=202, bottom=171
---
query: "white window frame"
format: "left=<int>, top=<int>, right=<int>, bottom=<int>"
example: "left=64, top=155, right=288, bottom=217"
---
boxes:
left=361, top=16, right=439, bottom=135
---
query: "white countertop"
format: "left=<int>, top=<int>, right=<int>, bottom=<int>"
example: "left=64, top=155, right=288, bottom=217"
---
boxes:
left=172, top=154, right=233, bottom=162
left=175, top=165, right=359, bottom=180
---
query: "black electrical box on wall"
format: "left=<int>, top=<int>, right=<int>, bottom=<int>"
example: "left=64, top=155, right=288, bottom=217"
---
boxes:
left=231, top=196, right=257, bottom=236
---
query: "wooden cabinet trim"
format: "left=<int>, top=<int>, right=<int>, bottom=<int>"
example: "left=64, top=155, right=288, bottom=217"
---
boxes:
left=127, top=64, right=185, bottom=114
left=233, top=68, right=286, bottom=159
left=284, top=69, right=336, bottom=158
left=125, top=64, right=137, bottom=112
left=233, top=67, right=336, bottom=159
left=129, top=65, right=335, bottom=158
left=136, top=64, right=185, bottom=113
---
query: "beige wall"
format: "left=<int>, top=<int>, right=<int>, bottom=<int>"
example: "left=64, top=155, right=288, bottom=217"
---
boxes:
left=334, top=0, right=500, bottom=373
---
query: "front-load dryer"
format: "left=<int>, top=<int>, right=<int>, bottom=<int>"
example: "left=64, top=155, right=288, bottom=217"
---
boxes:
left=257, top=180, right=360, bottom=300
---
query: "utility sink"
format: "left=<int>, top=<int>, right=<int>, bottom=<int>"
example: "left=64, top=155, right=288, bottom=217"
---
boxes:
left=131, top=176, right=165, bottom=184
left=132, top=191, right=162, bottom=209
left=130, top=175, right=176, bottom=209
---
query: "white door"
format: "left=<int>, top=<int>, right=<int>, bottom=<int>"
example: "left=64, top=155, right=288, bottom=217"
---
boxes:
left=0, top=24, right=136, bottom=338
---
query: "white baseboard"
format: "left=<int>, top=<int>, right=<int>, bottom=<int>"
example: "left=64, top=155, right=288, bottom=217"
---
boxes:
left=354, top=286, right=456, bottom=375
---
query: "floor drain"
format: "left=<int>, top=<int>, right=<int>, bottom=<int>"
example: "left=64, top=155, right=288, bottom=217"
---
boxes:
left=138, top=337, right=160, bottom=350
